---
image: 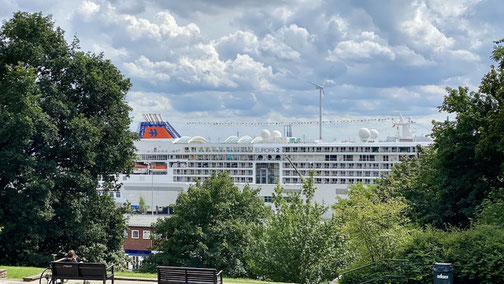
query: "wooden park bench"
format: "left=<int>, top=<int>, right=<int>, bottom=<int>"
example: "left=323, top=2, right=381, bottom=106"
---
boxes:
left=51, top=261, right=115, bottom=284
left=158, top=266, right=223, bottom=284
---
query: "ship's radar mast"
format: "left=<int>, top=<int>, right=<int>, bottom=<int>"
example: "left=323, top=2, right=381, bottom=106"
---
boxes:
left=395, top=113, right=413, bottom=140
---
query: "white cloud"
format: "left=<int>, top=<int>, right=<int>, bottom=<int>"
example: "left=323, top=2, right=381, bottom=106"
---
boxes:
left=78, top=0, right=100, bottom=18
left=229, top=54, right=275, bottom=90
left=214, top=31, right=260, bottom=58
left=327, top=40, right=395, bottom=62
left=274, top=24, right=314, bottom=50
left=156, top=12, right=200, bottom=38
left=393, top=45, right=435, bottom=66
left=401, top=4, right=454, bottom=52
left=123, top=56, right=174, bottom=82
left=122, top=14, right=162, bottom=40
left=92, top=43, right=128, bottom=59
left=124, top=45, right=276, bottom=91
left=419, top=85, right=446, bottom=94
left=446, top=49, right=480, bottom=62
left=426, top=0, right=482, bottom=18
left=260, top=34, right=300, bottom=60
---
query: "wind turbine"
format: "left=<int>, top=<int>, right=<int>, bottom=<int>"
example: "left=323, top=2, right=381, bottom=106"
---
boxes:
left=307, top=80, right=328, bottom=141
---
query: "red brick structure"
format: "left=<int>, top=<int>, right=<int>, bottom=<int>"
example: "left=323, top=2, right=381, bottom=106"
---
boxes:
left=123, top=226, right=153, bottom=251
left=123, top=214, right=170, bottom=270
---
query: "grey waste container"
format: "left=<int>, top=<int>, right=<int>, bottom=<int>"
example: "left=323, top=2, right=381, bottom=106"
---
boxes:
left=433, top=263, right=453, bottom=284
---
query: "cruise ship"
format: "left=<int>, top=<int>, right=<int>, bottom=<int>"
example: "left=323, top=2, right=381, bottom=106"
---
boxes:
left=114, top=114, right=431, bottom=213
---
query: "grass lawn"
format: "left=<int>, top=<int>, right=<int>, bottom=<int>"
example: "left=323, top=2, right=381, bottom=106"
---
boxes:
left=0, top=266, right=45, bottom=279
left=0, top=267, right=287, bottom=283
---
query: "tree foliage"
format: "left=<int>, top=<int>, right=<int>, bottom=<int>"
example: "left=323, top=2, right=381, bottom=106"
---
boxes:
left=400, top=225, right=504, bottom=283
left=143, top=173, right=268, bottom=277
left=138, top=196, right=147, bottom=214
left=0, top=12, right=135, bottom=266
left=334, top=183, right=413, bottom=267
left=247, top=174, right=344, bottom=284
left=376, top=150, right=445, bottom=227
left=375, top=43, right=504, bottom=228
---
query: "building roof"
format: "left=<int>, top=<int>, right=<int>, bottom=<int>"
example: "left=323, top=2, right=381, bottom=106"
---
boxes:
left=127, top=214, right=171, bottom=227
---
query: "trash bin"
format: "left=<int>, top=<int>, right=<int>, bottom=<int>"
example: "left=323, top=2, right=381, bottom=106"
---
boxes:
left=433, top=263, right=453, bottom=284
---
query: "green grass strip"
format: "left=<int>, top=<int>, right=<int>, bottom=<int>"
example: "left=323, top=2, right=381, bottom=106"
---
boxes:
left=0, top=266, right=46, bottom=279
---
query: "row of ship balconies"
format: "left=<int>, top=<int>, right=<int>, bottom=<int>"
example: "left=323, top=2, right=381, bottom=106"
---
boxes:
left=169, top=162, right=397, bottom=170
left=138, top=151, right=418, bottom=161
left=282, top=177, right=379, bottom=185
left=174, top=176, right=254, bottom=183
left=172, top=169, right=387, bottom=178
left=179, top=146, right=418, bottom=154
left=168, top=159, right=408, bottom=169
left=172, top=175, right=380, bottom=185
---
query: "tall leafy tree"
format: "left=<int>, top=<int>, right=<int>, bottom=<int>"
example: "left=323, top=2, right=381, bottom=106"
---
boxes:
left=334, top=183, right=412, bottom=265
left=0, top=12, right=135, bottom=266
left=145, top=173, right=268, bottom=277
left=377, top=42, right=504, bottom=228
left=248, top=174, right=344, bottom=284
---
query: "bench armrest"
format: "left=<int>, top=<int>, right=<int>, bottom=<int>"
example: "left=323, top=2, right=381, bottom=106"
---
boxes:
left=217, top=270, right=223, bottom=283
left=216, top=270, right=223, bottom=276
left=106, top=264, right=115, bottom=274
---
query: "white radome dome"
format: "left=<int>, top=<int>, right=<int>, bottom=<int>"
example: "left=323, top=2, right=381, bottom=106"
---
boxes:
left=370, top=129, right=379, bottom=140
left=358, top=128, right=371, bottom=141
left=272, top=130, right=282, bottom=138
left=261, top=129, right=271, bottom=139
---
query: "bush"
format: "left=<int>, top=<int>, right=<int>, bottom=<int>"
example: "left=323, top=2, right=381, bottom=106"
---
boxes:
left=399, top=225, right=504, bottom=283
left=399, top=227, right=448, bottom=283
left=446, top=225, right=504, bottom=283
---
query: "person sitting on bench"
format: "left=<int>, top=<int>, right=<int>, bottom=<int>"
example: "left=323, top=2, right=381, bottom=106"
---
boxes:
left=60, top=250, right=90, bottom=284
left=61, top=250, right=78, bottom=263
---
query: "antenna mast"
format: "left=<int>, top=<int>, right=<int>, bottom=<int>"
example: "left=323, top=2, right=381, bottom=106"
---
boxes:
left=319, top=86, right=322, bottom=140
left=308, top=81, right=325, bottom=141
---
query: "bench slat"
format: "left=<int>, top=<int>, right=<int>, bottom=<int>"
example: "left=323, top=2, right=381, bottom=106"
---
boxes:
left=158, top=266, right=221, bottom=284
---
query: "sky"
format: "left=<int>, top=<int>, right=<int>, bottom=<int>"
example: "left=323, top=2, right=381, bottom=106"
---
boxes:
left=1, top=0, right=503, bottom=141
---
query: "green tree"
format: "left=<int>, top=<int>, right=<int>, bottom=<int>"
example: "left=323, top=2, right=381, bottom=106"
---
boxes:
left=0, top=12, right=135, bottom=266
left=477, top=188, right=504, bottom=228
left=334, top=183, right=413, bottom=266
left=376, top=150, right=444, bottom=227
left=138, top=196, right=147, bottom=214
left=427, top=43, right=504, bottom=227
left=375, top=42, right=504, bottom=228
left=248, top=174, right=344, bottom=284
left=143, top=173, right=268, bottom=277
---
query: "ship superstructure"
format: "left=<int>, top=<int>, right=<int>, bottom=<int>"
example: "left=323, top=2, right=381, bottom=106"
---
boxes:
left=116, top=114, right=431, bottom=213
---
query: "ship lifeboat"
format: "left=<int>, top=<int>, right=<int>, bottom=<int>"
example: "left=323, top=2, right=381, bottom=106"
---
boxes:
left=150, top=162, right=168, bottom=170
left=133, top=162, right=148, bottom=174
